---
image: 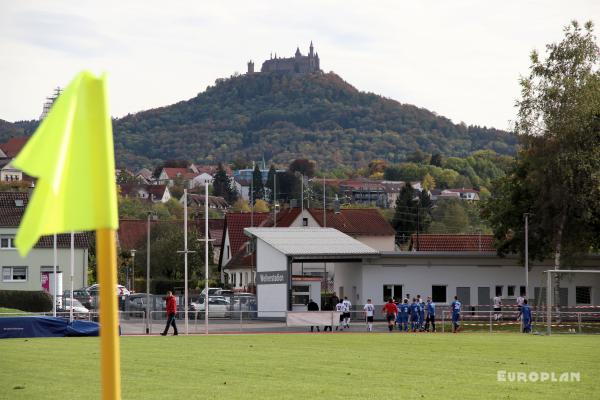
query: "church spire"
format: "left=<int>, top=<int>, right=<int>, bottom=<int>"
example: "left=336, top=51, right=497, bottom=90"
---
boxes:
left=309, top=41, right=314, bottom=57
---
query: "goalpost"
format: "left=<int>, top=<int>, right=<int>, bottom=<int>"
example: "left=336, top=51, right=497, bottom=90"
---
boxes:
left=545, top=270, right=600, bottom=335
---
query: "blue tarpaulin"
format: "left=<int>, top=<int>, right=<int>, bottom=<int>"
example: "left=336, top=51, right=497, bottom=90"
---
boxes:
left=0, top=316, right=100, bottom=339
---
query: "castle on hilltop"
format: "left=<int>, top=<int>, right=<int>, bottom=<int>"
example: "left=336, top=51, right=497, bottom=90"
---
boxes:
left=247, top=41, right=321, bottom=75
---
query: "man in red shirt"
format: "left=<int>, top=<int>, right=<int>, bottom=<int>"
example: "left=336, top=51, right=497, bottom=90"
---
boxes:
left=161, top=291, right=178, bottom=336
left=382, top=298, right=398, bottom=332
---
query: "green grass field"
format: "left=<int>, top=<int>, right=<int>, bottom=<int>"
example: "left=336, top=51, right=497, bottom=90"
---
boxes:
left=0, top=333, right=598, bottom=399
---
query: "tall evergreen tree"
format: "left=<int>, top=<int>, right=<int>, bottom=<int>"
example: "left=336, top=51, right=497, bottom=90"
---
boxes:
left=212, top=163, right=237, bottom=203
left=392, top=184, right=418, bottom=245
left=252, top=163, right=264, bottom=201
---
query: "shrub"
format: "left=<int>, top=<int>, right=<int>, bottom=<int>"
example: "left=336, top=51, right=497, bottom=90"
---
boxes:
left=0, top=290, right=53, bottom=312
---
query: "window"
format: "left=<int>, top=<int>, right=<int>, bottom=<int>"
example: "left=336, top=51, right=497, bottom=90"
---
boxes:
left=0, top=236, right=16, bottom=249
left=576, top=287, right=591, bottom=304
left=2, top=266, right=27, bottom=282
left=432, top=285, right=447, bottom=303
left=292, top=285, right=310, bottom=305
left=383, top=285, right=402, bottom=302
left=519, top=286, right=527, bottom=297
left=302, top=218, right=308, bottom=227
left=495, top=286, right=503, bottom=297
left=507, top=286, right=515, bottom=297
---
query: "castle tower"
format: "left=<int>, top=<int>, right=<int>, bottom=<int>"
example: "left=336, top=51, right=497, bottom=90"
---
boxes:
left=247, top=60, right=254, bottom=74
left=309, top=41, right=314, bottom=57
left=295, top=46, right=301, bottom=58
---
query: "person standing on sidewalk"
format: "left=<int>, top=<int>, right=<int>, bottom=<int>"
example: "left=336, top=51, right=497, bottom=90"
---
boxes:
left=161, top=291, right=178, bottom=336
left=307, top=299, right=320, bottom=332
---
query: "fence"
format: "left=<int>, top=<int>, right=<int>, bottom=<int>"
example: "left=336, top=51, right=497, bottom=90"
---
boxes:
left=2, top=306, right=599, bottom=335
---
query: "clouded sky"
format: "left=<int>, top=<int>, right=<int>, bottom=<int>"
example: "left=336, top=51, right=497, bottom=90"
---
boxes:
left=1, top=0, right=598, bottom=129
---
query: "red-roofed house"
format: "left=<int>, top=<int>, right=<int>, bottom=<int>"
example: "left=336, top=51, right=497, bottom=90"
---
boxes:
left=408, top=234, right=495, bottom=252
left=0, top=137, right=28, bottom=158
left=157, top=166, right=213, bottom=189
left=119, top=184, right=171, bottom=203
left=0, top=137, right=31, bottom=183
left=261, top=207, right=396, bottom=251
left=219, top=212, right=270, bottom=290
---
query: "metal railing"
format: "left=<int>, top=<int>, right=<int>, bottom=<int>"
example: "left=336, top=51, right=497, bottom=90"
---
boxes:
left=2, top=308, right=599, bottom=335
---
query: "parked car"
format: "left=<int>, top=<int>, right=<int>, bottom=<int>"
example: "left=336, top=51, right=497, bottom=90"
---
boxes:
left=190, top=297, right=230, bottom=318
left=124, top=293, right=159, bottom=315
left=87, top=284, right=131, bottom=296
left=62, top=288, right=93, bottom=309
left=213, top=289, right=234, bottom=297
left=59, top=298, right=90, bottom=314
left=200, top=287, right=223, bottom=296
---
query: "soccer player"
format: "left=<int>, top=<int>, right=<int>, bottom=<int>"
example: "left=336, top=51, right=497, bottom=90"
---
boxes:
left=518, top=299, right=532, bottom=333
left=451, top=295, right=462, bottom=333
left=493, top=294, right=502, bottom=321
left=409, top=298, right=421, bottom=332
left=424, top=296, right=436, bottom=332
left=335, top=298, right=345, bottom=331
left=382, top=298, right=398, bottom=332
left=417, top=294, right=425, bottom=330
left=342, top=296, right=352, bottom=329
left=398, top=298, right=410, bottom=332
left=363, top=299, right=375, bottom=332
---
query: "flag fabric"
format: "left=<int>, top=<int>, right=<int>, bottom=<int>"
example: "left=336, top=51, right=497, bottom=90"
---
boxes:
left=12, top=71, right=118, bottom=256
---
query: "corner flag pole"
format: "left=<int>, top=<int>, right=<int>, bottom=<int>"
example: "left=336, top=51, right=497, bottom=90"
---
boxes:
left=97, top=229, right=121, bottom=399
left=70, top=231, right=74, bottom=322
left=205, top=180, right=209, bottom=335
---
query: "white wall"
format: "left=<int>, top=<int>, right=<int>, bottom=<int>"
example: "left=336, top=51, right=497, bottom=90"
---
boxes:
left=357, top=256, right=600, bottom=307
left=356, top=235, right=395, bottom=251
left=255, top=239, right=288, bottom=317
left=333, top=262, right=363, bottom=306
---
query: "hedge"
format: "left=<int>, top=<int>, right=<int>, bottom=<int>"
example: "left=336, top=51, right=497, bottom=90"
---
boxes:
left=0, top=290, right=53, bottom=312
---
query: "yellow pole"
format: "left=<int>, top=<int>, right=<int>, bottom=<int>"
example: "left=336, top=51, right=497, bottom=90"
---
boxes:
left=96, top=228, right=121, bottom=400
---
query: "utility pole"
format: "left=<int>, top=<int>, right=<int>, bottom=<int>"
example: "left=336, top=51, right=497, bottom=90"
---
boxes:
left=524, top=213, right=530, bottom=298
left=416, top=203, right=420, bottom=251
left=301, top=174, right=304, bottom=213
left=176, top=190, right=195, bottom=335
left=323, top=176, right=326, bottom=227
left=273, top=171, right=277, bottom=227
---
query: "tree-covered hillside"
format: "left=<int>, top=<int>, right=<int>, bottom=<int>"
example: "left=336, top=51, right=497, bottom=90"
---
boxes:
left=1, top=72, right=517, bottom=169
left=113, top=72, right=517, bottom=169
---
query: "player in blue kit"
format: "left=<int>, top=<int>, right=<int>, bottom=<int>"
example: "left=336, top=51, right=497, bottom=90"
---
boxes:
left=424, top=296, right=436, bottom=332
left=518, top=299, right=532, bottom=333
left=396, top=298, right=410, bottom=332
left=409, top=298, right=421, bottom=332
left=451, top=295, right=462, bottom=333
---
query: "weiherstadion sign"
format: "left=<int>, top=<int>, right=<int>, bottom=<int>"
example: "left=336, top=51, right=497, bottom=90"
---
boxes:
left=256, top=271, right=288, bottom=285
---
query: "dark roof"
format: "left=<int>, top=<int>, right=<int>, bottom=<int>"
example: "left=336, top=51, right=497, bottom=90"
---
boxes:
left=409, top=234, right=495, bottom=252
left=208, top=219, right=224, bottom=248
left=117, top=218, right=222, bottom=251
left=222, top=212, right=270, bottom=260
left=0, top=192, right=89, bottom=248
left=187, top=193, right=229, bottom=209
left=0, top=137, right=29, bottom=158
left=308, top=208, right=395, bottom=236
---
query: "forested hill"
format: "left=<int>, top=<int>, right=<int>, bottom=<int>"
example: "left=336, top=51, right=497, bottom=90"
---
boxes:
left=1, top=72, right=517, bottom=170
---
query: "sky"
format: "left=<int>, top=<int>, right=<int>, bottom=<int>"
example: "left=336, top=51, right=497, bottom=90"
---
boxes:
left=1, top=0, right=598, bottom=130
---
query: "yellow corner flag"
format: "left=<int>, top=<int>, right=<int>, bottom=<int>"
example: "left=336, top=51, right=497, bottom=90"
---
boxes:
left=13, top=71, right=118, bottom=254
left=13, top=71, right=121, bottom=400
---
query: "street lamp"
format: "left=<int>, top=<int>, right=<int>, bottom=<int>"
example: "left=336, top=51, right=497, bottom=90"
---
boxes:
left=146, top=212, right=157, bottom=334
left=130, top=249, right=136, bottom=292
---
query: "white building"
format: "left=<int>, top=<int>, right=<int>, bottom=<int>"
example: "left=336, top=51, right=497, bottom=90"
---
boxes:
left=244, top=228, right=600, bottom=315
left=0, top=192, right=89, bottom=293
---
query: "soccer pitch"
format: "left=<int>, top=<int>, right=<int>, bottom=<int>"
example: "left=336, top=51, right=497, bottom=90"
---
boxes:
left=0, top=333, right=598, bottom=400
